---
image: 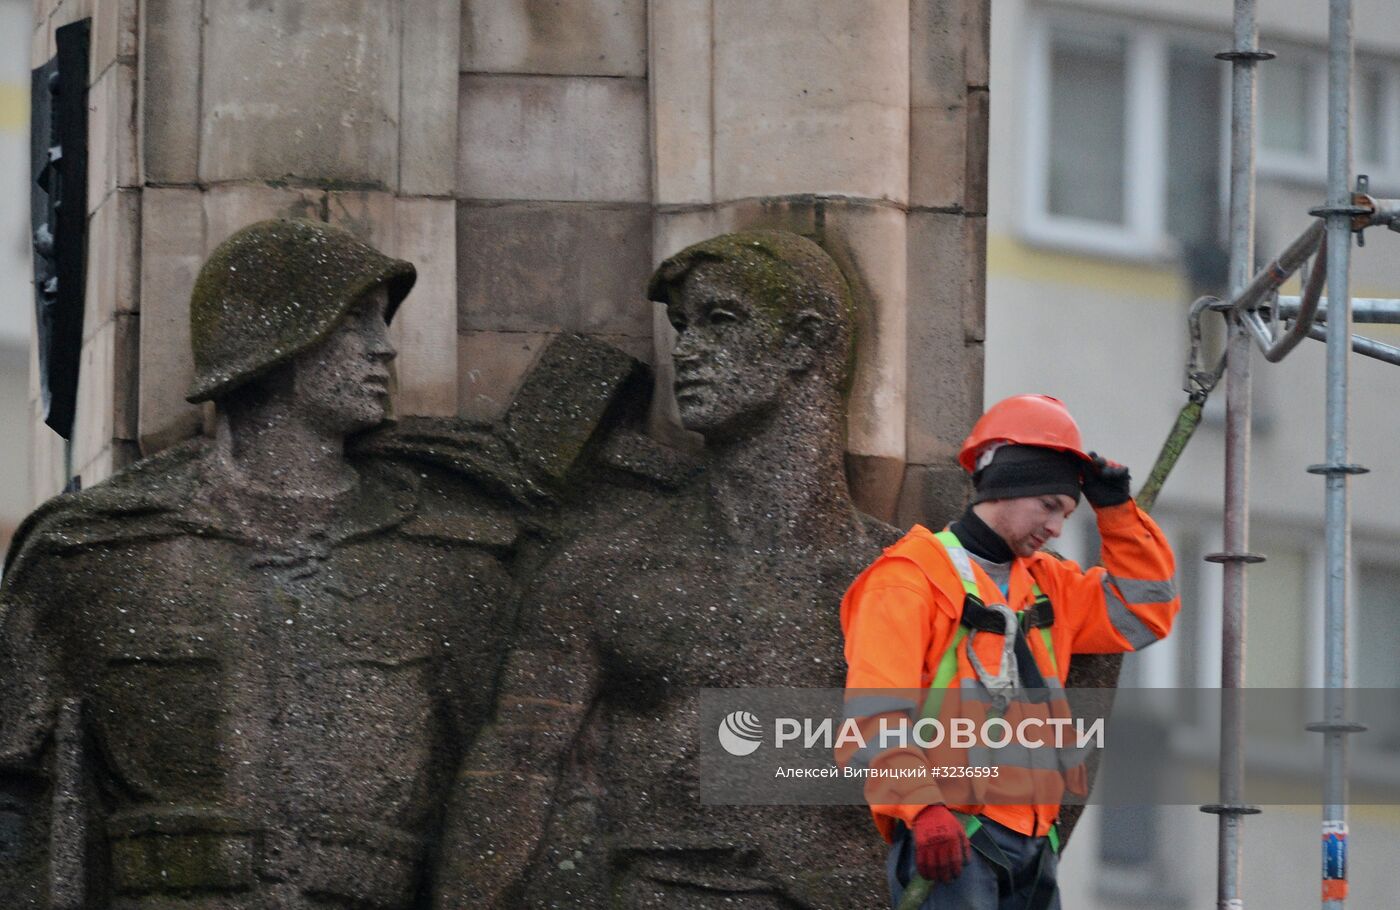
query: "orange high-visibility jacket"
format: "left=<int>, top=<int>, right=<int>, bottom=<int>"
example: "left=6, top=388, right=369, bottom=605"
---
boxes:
left=838, top=500, right=1180, bottom=841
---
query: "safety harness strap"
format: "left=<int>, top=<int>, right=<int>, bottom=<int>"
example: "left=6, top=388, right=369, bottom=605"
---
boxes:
left=951, top=810, right=1058, bottom=855
left=916, top=529, right=1064, bottom=886
left=954, top=811, right=1062, bottom=910
left=930, top=529, right=1062, bottom=690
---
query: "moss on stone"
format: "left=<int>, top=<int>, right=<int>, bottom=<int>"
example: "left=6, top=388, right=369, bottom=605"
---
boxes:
left=648, top=231, right=849, bottom=322
left=186, top=218, right=416, bottom=403
left=647, top=229, right=858, bottom=389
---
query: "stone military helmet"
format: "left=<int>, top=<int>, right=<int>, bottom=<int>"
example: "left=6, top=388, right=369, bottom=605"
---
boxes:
left=186, top=218, right=417, bottom=403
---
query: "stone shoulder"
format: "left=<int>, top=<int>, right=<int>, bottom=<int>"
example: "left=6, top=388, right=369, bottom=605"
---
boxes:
left=390, top=459, right=524, bottom=553
left=3, top=439, right=208, bottom=585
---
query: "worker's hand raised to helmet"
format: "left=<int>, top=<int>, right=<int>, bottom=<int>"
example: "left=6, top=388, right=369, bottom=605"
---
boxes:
left=912, top=804, right=971, bottom=883
left=1083, top=452, right=1132, bottom=508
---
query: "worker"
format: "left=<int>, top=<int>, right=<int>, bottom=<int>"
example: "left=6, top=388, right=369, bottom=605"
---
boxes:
left=838, top=394, right=1181, bottom=910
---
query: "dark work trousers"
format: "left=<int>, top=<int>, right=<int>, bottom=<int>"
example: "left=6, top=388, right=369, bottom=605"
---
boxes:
left=886, top=817, right=1061, bottom=910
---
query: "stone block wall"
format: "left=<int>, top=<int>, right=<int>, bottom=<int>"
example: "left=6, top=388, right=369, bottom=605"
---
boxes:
left=133, top=0, right=463, bottom=457
left=30, top=0, right=989, bottom=528
left=457, top=0, right=654, bottom=420
left=30, top=0, right=140, bottom=498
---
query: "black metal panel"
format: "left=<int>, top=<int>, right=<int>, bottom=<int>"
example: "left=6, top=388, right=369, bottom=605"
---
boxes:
left=30, top=19, right=90, bottom=441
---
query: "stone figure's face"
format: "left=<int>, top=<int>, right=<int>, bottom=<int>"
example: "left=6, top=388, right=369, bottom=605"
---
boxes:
left=669, top=262, right=790, bottom=439
left=291, top=285, right=396, bottom=435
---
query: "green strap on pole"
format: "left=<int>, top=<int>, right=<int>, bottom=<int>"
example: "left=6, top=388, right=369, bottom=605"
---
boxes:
left=1135, top=396, right=1205, bottom=515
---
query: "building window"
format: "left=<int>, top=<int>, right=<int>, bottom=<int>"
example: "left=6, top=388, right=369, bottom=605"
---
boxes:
left=1357, top=67, right=1388, bottom=168
left=1022, top=12, right=1400, bottom=258
left=1256, top=49, right=1400, bottom=188
left=1259, top=57, right=1318, bottom=164
left=1021, top=12, right=1186, bottom=260
left=1166, top=45, right=1228, bottom=296
left=1046, top=29, right=1129, bottom=225
left=1355, top=560, right=1400, bottom=688
left=1356, top=65, right=1400, bottom=182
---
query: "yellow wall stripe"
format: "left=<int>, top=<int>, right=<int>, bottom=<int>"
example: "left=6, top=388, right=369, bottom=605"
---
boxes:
left=988, top=233, right=1400, bottom=310
left=987, top=233, right=1187, bottom=302
left=0, top=83, right=27, bottom=132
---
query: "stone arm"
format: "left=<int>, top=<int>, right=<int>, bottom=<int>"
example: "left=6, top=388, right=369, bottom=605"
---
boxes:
left=432, top=561, right=603, bottom=908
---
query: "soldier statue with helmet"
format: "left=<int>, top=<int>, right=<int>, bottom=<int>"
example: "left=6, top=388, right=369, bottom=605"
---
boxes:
left=0, top=218, right=527, bottom=908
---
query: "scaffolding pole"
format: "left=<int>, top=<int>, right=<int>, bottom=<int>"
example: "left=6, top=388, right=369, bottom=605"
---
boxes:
left=1161, top=4, right=1400, bottom=904
left=1310, top=2, right=1365, bottom=906
left=1204, top=1, right=1266, bottom=906
left=1277, top=297, right=1400, bottom=324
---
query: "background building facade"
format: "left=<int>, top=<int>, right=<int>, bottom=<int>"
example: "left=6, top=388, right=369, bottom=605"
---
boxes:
left=1, top=0, right=34, bottom=553
left=989, top=1, right=1400, bottom=905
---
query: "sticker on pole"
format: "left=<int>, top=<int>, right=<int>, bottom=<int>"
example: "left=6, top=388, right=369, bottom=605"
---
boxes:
left=1322, top=820, right=1347, bottom=901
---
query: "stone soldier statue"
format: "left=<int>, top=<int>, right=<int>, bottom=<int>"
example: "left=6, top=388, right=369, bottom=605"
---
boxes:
left=440, top=230, right=894, bottom=908
left=0, top=219, right=524, bottom=908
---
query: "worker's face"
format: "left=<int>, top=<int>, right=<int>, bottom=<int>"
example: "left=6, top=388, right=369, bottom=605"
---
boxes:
left=979, top=493, right=1078, bottom=558
left=668, top=263, right=787, bottom=440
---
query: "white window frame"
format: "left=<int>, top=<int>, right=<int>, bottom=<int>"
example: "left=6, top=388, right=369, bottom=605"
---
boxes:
left=1355, top=62, right=1400, bottom=189
left=1156, top=514, right=1323, bottom=691
left=1347, top=537, right=1400, bottom=689
left=1023, top=10, right=1400, bottom=258
left=1255, top=49, right=1400, bottom=189
left=1021, top=10, right=1172, bottom=261
left=1255, top=49, right=1327, bottom=182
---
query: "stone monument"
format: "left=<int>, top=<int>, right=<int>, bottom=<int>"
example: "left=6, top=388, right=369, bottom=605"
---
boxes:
left=439, top=231, right=896, bottom=908
left=2, top=221, right=931, bottom=907
left=0, top=219, right=526, bottom=908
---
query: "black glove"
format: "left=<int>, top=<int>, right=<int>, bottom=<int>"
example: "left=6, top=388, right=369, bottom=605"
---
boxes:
left=1083, top=452, right=1131, bottom=508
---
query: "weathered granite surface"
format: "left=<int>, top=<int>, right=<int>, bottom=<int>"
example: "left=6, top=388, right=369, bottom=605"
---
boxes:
left=437, top=232, right=895, bottom=907
left=0, top=221, right=643, bottom=908
left=1, top=224, right=919, bottom=907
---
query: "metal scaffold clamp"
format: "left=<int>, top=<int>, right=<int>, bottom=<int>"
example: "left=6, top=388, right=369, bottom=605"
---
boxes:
left=1305, top=463, right=1370, bottom=476
left=1305, top=721, right=1368, bottom=734
left=1201, top=804, right=1263, bottom=816
left=1308, top=176, right=1400, bottom=247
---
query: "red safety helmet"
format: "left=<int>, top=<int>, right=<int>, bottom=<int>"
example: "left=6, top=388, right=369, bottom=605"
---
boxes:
left=957, top=394, right=1090, bottom=474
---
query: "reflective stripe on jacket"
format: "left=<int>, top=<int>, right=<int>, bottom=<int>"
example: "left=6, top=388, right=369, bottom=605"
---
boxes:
left=838, top=500, right=1179, bottom=841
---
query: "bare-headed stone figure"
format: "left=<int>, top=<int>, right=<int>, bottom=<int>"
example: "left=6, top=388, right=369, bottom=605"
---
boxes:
left=441, top=230, right=894, bottom=908
left=0, top=219, right=519, bottom=908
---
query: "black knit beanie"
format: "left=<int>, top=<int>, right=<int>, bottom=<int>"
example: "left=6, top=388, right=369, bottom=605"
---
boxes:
left=971, top=445, right=1083, bottom=505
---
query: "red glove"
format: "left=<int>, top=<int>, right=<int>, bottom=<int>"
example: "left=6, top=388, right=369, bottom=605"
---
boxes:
left=912, top=804, right=970, bottom=883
